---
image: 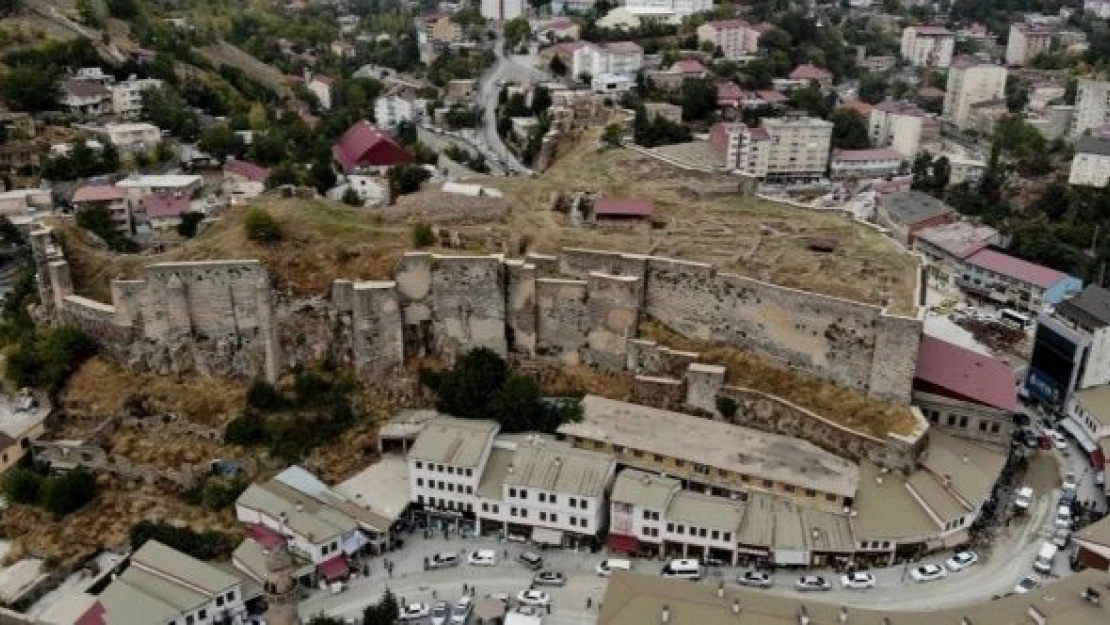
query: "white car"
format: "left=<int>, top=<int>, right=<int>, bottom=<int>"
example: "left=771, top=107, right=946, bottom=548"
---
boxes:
left=1044, top=429, right=1068, bottom=450
left=399, top=604, right=431, bottom=621
left=1062, top=473, right=1079, bottom=492
left=794, top=575, right=831, bottom=591
left=449, top=597, right=472, bottom=625
left=468, top=549, right=498, bottom=566
left=945, top=551, right=979, bottom=572
left=430, top=601, right=449, bottom=625
left=737, top=570, right=772, bottom=588
left=910, top=564, right=947, bottom=582
left=1014, top=573, right=1041, bottom=594
left=516, top=590, right=551, bottom=607
left=839, top=572, right=876, bottom=589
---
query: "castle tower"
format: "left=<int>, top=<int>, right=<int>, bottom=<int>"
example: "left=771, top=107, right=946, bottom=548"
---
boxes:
left=165, top=273, right=192, bottom=335
left=264, top=540, right=301, bottom=625
left=256, top=274, right=279, bottom=384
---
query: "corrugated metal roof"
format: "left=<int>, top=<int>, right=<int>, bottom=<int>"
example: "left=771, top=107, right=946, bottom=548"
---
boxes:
left=914, top=335, right=1018, bottom=412
left=965, top=248, right=1068, bottom=289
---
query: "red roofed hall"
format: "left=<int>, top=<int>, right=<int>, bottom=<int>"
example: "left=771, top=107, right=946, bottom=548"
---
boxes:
left=789, top=63, right=832, bottom=82
left=142, top=192, right=191, bottom=226
left=223, top=159, right=270, bottom=183
left=961, top=248, right=1082, bottom=312
left=593, top=197, right=654, bottom=220
left=72, top=185, right=127, bottom=203
left=333, top=120, right=413, bottom=172
left=914, top=335, right=1018, bottom=443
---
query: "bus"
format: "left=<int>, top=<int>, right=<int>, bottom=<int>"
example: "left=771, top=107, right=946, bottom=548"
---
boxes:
left=1001, top=308, right=1032, bottom=328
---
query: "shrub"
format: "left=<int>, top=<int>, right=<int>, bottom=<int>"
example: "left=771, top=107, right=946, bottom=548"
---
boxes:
left=2, top=467, right=44, bottom=504
left=130, top=520, right=237, bottom=560
left=411, top=222, right=435, bottom=248
left=200, top=477, right=247, bottom=511
left=40, top=467, right=97, bottom=519
left=224, top=413, right=267, bottom=446
left=177, top=212, right=204, bottom=238
left=245, top=379, right=285, bottom=412
left=716, top=396, right=738, bottom=419
left=244, top=208, right=283, bottom=242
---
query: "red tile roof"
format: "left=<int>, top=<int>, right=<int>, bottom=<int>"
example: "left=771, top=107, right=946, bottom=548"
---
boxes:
left=840, top=99, right=873, bottom=116
left=143, top=193, right=191, bottom=219
left=603, top=41, right=642, bottom=54
left=789, top=64, right=832, bottom=80
left=74, top=602, right=107, bottom=625
left=224, top=159, right=270, bottom=183
left=245, top=523, right=285, bottom=550
left=674, top=59, right=706, bottom=74
left=594, top=197, right=654, bottom=218
left=915, top=335, right=1018, bottom=412
left=832, top=148, right=905, bottom=162
left=72, top=185, right=126, bottom=203
left=965, top=249, right=1069, bottom=289
left=717, top=81, right=745, bottom=102
left=755, top=90, right=788, bottom=103
left=333, top=120, right=413, bottom=171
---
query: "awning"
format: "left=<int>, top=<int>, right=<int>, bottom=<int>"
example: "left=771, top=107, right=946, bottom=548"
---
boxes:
left=606, top=533, right=639, bottom=554
left=1060, top=417, right=1100, bottom=454
left=342, top=531, right=369, bottom=556
left=531, top=527, right=564, bottom=546
left=317, top=554, right=349, bottom=582
left=245, top=524, right=283, bottom=550
left=736, top=544, right=771, bottom=556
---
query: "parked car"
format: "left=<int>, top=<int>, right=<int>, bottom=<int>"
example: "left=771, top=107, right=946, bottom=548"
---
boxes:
left=428, top=553, right=460, bottom=569
left=737, top=570, right=772, bottom=588
left=1062, top=473, right=1079, bottom=492
left=399, top=604, right=430, bottom=621
left=449, top=597, right=472, bottom=625
left=794, top=576, right=831, bottom=591
left=431, top=602, right=450, bottom=625
left=468, top=550, right=498, bottom=567
left=1044, top=429, right=1068, bottom=450
left=1014, top=486, right=1034, bottom=512
left=945, top=551, right=979, bottom=572
left=1014, top=574, right=1041, bottom=594
left=533, top=571, right=566, bottom=587
left=516, top=590, right=551, bottom=607
left=840, top=572, right=876, bottom=589
left=596, top=559, right=632, bottom=577
left=517, top=551, right=544, bottom=571
left=909, top=564, right=947, bottom=582
left=1052, top=527, right=1071, bottom=548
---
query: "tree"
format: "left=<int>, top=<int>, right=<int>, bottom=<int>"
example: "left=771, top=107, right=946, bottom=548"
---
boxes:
left=858, top=74, right=889, bottom=105
left=224, top=413, right=267, bottom=446
left=76, top=205, right=137, bottom=252
left=531, top=86, right=552, bottom=116
left=266, top=162, right=299, bottom=188
left=680, top=79, right=717, bottom=122
left=363, top=589, right=400, bottom=625
left=130, top=520, right=237, bottom=560
left=550, top=54, right=568, bottom=76
left=788, top=85, right=830, bottom=119
left=244, top=208, right=283, bottom=242
left=308, top=157, right=337, bottom=195
left=829, top=109, right=871, bottom=149
left=41, top=467, right=97, bottom=519
left=503, top=16, right=531, bottom=50
left=387, top=164, right=431, bottom=197
left=1, top=66, right=60, bottom=113
left=246, top=379, right=286, bottom=412
left=601, top=123, right=624, bottom=147
left=198, top=124, right=238, bottom=162
left=2, top=468, right=44, bottom=505
left=487, top=374, right=550, bottom=433
left=931, top=156, right=951, bottom=193
left=911, top=152, right=934, bottom=191
left=431, top=348, right=509, bottom=419
left=412, top=222, right=435, bottom=248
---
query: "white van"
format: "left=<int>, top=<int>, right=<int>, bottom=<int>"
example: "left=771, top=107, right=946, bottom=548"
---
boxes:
left=661, top=559, right=703, bottom=580
left=1014, top=486, right=1034, bottom=512
left=596, top=558, right=632, bottom=577
left=1055, top=505, right=1072, bottom=529
left=1033, top=542, right=1058, bottom=574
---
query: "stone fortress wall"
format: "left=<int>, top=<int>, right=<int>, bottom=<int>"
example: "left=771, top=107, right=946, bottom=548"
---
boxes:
left=30, top=228, right=925, bottom=466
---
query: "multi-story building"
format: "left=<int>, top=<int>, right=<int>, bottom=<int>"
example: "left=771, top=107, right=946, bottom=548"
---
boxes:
left=557, top=396, right=860, bottom=512
left=374, top=93, right=417, bottom=129
left=59, top=79, right=111, bottom=119
left=71, top=185, right=131, bottom=234
left=914, top=220, right=1001, bottom=287
left=571, top=41, right=644, bottom=79
left=223, top=159, right=270, bottom=204
left=1073, top=79, right=1110, bottom=139
left=696, top=19, right=767, bottom=60
left=959, top=248, right=1082, bottom=314
left=481, top=0, right=523, bottom=20
left=943, top=60, right=1007, bottom=130
left=900, top=25, right=955, bottom=68
left=914, top=336, right=1018, bottom=447
left=868, top=101, right=939, bottom=157
left=1062, top=385, right=1110, bottom=477
left=1087, top=0, right=1110, bottom=19
left=829, top=148, right=905, bottom=179
left=623, top=0, right=713, bottom=19
left=708, top=116, right=832, bottom=181
left=474, top=436, right=615, bottom=548
left=1026, top=286, right=1110, bottom=406
left=1069, top=135, right=1110, bottom=187
left=408, top=417, right=498, bottom=529
left=108, top=77, right=163, bottom=120
left=99, top=122, right=162, bottom=152
left=1006, top=22, right=1055, bottom=66
left=875, top=191, right=958, bottom=245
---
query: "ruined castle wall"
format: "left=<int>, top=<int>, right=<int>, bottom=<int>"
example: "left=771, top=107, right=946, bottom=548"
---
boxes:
left=60, top=295, right=131, bottom=352
left=586, top=272, right=640, bottom=370
left=505, top=260, right=537, bottom=356
left=535, top=278, right=589, bottom=364
left=140, top=261, right=266, bottom=341
left=626, top=339, right=700, bottom=378
left=869, top=313, right=923, bottom=402
left=428, top=255, right=507, bottom=358
left=350, top=281, right=404, bottom=374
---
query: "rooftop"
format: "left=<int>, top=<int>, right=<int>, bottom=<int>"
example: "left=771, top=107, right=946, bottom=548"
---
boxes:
left=852, top=462, right=940, bottom=540
left=142, top=193, right=191, bottom=219
left=408, top=417, right=499, bottom=468
left=560, top=396, right=860, bottom=497
left=914, top=335, right=1019, bottom=412
left=920, top=430, right=1008, bottom=509
left=476, top=447, right=515, bottom=500
left=831, top=148, right=905, bottom=162
left=72, top=185, right=126, bottom=203
left=965, top=248, right=1069, bottom=289
left=1057, top=285, right=1110, bottom=328
left=594, top=197, right=655, bottom=218
left=223, top=159, right=270, bottom=183
left=237, top=480, right=354, bottom=543
left=610, top=469, right=679, bottom=510
left=1076, top=134, right=1110, bottom=157
left=131, top=540, right=239, bottom=595
left=911, top=25, right=953, bottom=36
left=667, top=490, right=742, bottom=531
left=914, top=221, right=999, bottom=260
left=116, top=174, right=202, bottom=189
left=878, top=191, right=956, bottom=227
left=1073, top=385, right=1110, bottom=428
left=789, top=64, right=832, bottom=81
left=333, top=454, right=411, bottom=524
left=502, top=437, right=615, bottom=498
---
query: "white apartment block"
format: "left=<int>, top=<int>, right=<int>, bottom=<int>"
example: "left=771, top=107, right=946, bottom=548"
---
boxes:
left=1087, top=0, right=1110, bottom=19
left=409, top=418, right=497, bottom=524
left=943, top=61, right=1007, bottom=130
left=709, top=116, right=832, bottom=180
left=900, top=25, right=955, bottom=68
left=1069, top=135, right=1110, bottom=187
left=1073, top=79, right=1110, bottom=138
left=869, top=101, right=932, bottom=157
left=99, top=122, right=162, bottom=152
left=696, top=20, right=765, bottom=61
left=108, top=77, right=163, bottom=120
left=624, top=0, right=713, bottom=19
left=374, top=95, right=416, bottom=129
left=481, top=0, right=524, bottom=20
left=1006, top=23, right=1055, bottom=66
left=572, top=42, right=644, bottom=79
left=829, top=148, right=906, bottom=179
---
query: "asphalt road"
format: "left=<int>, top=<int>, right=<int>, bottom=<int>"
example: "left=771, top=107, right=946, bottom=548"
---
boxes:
left=475, top=35, right=547, bottom=176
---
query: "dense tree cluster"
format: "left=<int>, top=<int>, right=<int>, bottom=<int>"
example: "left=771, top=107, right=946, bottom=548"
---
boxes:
left=2, top=467, right=99, bottom=519
left=130, top=520, right=238, bottom=560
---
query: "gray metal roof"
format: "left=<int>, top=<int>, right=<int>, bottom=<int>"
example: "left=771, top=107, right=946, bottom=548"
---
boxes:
left=1076, top=135, right=1110, bottom=157
left=611, top=470, right=679, bottom=510
left=502, top=437, right=615, bottom=498
left=408, top=417, right=499, bottom=467
left=1057, top=285, right=1110, bottom=328
left=879, top=191, right=956, bottom=227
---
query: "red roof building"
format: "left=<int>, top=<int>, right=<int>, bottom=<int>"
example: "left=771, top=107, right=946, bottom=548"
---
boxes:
left=789, top=64, right=833, bottom=82
left=223, top=159, right=270, bottom=183
left=143, top=192, right=191, bottom=221
left=673, top=59, right=707, bottom=76
left=72, top=185, right=126, bottom=203
left=593, top=197, right=654, bottom=219
left=333, top=120, right=413, bottom=172
left=964, top=249, right=1068, bottom=290
left=839, top=99, right=874, bottom=117
left=914, top=335, right=1018, bottom=413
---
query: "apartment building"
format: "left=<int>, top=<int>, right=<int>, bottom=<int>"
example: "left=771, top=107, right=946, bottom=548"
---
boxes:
left=1063, top=385, right=1110, bottom=477
left=108, top=77, right=163, bottom=120
left=59, top=79, right=111, bottom=119
left=868, top=101, right=939, bottom=157
left=75, top=540, right=248, bottom=625
left=571, top=41, right=644, bottom=79
left=1006, top=22, right=1055, bottom=66
left=900, top=25, right=955, bottom=68
left=116, top=174, right=203, bottom=216
left=557, top=396, right=860, bottom=511
left=829, top=148, right=905, bottom=179
left=1027, top=286, right=1110, bottom=406
left=707, top=116, right=832, bottom=181
left=1070, top=135, right=1110, bottom=187
left=374, top=93, right=417, bottom=129
left=71, top=185, right=131, bottom=234
left=914, top=220, right=1001, bottom=287
left=943, top=60, right=1007, bottom=130
left=960, top=248, right=1082, bottom=314
left=474, top=436, right=615, bottom=547
left=1073, top=79, right=1110, bottom=138
left=481, top=0, right=523, bottom=20
left=100, top=122, right=162, bottom=152
left=696, top=19, right=767, bottom=60
left=408, top=417, right=499, bottom=529
left=624, top=0, right=713, bottom=20
left=223, top=159, right=269, bottom=204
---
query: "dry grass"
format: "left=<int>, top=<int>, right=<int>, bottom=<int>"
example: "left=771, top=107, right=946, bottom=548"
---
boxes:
left=640, top=320, right=917, bottom=438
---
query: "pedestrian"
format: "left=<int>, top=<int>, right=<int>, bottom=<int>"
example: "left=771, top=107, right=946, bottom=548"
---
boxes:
left=504, top=548, right=509, bottom=559
left=463, top=583, right=468, bottom=595
left=586, top=598, right=592, bottom=610
left=432, top=589, right=438, bottom=600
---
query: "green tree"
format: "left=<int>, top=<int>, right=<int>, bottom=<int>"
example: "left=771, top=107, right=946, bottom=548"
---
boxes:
left=412, top=222, right=435, bottom=248
left=200, top=477, right=247, bottom=511
left=487, top=373, right=549, bottom=433
left=680, top=79, right=717, bottom=122
left=431, top=348, right=508, bottom=419
left=308, top=157, right=337, bottom=195
left=76, top=205, right=137, bottom=252
left=177, top=212, right=204, bottom=238
left=829, top=109, right=871, bottom=150
left=246, top=379, right=286, bottom=412
left=224, top=413, right=267, bottom=446
left=858, top=74, right=888, bottom=104
left=387, top=164, right=430, bottom=197
left=503, top=16, right=531, bottom=50
left=266, top=162, right=299, bottom=188
left=244, top=208, right=283, bottom=242
left=76, top=0, right=107, bottom=27
left=198, top=124, right=238, bottom=162
left=1, top=66, right=60, bottom=113
left=41, top=467, right=97, bottom=519
left=2, top=468, right=44, bottom=505
left=363, top=589, right=400, bottom=625
left=911, top=152, right=934, bottom=191
left=601, top=123, right=624, bottom=147
left=341, top=188, right=362, bottom=206
left=931, top=156, right=951, bottom=192
left=130, top=520, right=237, bottom=560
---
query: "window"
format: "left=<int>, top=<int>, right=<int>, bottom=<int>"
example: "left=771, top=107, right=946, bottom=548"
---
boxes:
left=437, top=464, right=444, bottom=472
left=448, top=466, right=455, bottom=475
left=418, top=495, right=425, bottom=504
left=540, top=511, right=547, bottom=521
left=826, top=493, right=837, bottom=502
left=805, top=489, right=816, bottom=497
left=510, top=507, right=518, bottom=517
left=633, top=449, right=643, bottom=458
left=882, top=541, right=891, bottom=549
left=198, top=611, right=206, bottom=620
left=594, top=440, right=605, bottom=449
left=699, top=528, right=707, bottom=538
left=482, top=503, right=489, bottom=512
left=569, top=497, right=577, bottom=507
left=711, top=530, right=719, bottom=540
left=521, top=509, right=528, bottom=518
left=550, top=513, right=558, bottom=523
left=674, top=460, right=685, bottom=468
left=568, top=517, right=576, bottom=527
left=667, top=523, right=675, bottom=532
left=448, top=483, right=454, bottom=492
left=763, top=480, right=773, bottom=488
left=466, top=469, right=473, bottom=477
left=958, top=416, right=968, bottom=428
left=466, top=486, right=473, bottom=494
left=643, top=510, right=652, bottom=520
left=694, top=464, right=708, bottom=475
left=550, top=495, right=557, bottom=505
left=509, top=488, right=517, bottom=498
left=718, top=468, right=728, bottom=477
left=492, top=505, right=499, bottom=514
left=539, top=493, right=546, bottom=503
left=784, top=484, right=795, bottom=493
left=580, top=499, right=588, bottom=510
left=417, top=478, right=424, bottom=487
left=740, top=475, right=750, bottom=483
left=186, top=616, right=195, bottom=625
left=415, top=461, right=423, bottom=470
left=521, top=490, right=529, bottom=499
left=654, top=454, right=664, bottom=462
left=437, top=481, right=444, bottom=490
left=990, top=422, right=1001, bottom=434
left=217, top=596, right=225, bottom=607
left=676, top=524, right=685, bottom=534
left=947, top=415, right=956, bottom=426
left=722, top=532, right=731, bottom=542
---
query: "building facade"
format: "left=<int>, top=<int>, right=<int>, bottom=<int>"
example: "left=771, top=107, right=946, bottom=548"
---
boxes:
left=1027, top=286, right=1110, bottom=406
left=481, top=0, right=524, bottom=20
left=943, top=61, right=1007, bottom=130
left=1072, top=79, right=1110, bottom=138
left=1006, top=23, right=1055, bottom=66
left=1069, top=135, right=1110, bottom=187
left=829, top=148, right=905, bottom=179
left=900, top=25, right=955, bottom=68
left=959, top=248, right=1082, bottom=314
left=109, top=77, right=163, bottom=119
left=696, top=20, right=765, bottom=60
left=408, top=418, right=498, bottom=529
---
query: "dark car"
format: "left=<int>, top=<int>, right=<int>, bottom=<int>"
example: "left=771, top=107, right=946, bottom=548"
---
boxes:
left=532, top=571, right=566, bottom=587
